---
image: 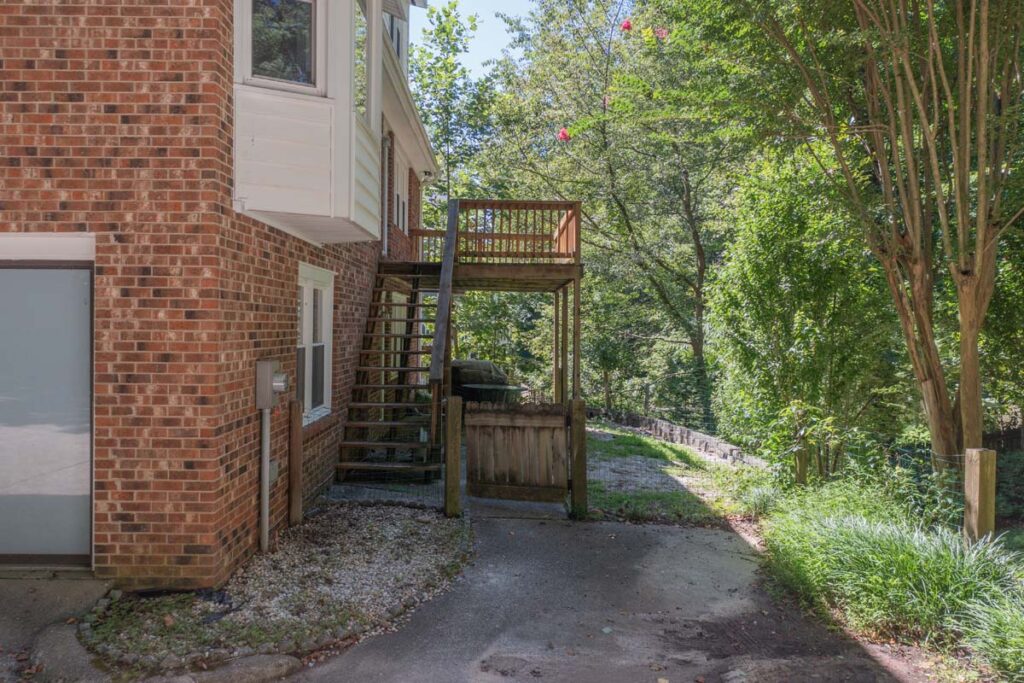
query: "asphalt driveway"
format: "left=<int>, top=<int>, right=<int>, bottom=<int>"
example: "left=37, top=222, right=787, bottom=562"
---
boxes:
left=296, top=506, right=918, bottom=683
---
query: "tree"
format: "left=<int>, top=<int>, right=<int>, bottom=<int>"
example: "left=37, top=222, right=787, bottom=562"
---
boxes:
left=709, top=151, right=905, bottom=447
left=411, top=0, right=493, bottom=223
left=673, top=0, right=1024, bottom=462
left=479, top=0, right=744, bottom=428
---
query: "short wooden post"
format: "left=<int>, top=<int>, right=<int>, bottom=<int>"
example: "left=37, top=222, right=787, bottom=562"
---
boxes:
left=794, top=447, right=808, bottom=486
left=570, top=399, right=587, bottom=519
left=964, top=448, right=996, bottom=542
left=289, top=400, right=304, bottom=526
left=445, top=396, right=463, bottom=518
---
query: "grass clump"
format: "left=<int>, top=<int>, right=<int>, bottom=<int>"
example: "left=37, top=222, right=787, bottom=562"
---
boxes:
left=960, top=595, right=1024, bottom=682
left=762, top=480, right=1024, bottom=679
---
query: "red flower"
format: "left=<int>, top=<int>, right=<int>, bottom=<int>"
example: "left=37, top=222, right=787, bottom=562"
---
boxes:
left=654, top=27, right=669, bottom=40
left=558, top=127, right=572, bottom=142
left=621, top=18, right=632, bottom=31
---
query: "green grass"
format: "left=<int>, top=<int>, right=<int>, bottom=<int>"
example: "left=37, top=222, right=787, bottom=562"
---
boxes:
left=588, top=481, right=723, bottom=525
left=587, top=423, right=707, bottom=465
left=585, top=422, right=768, bottom=524
left=762, top=480, right=1024, bottom=679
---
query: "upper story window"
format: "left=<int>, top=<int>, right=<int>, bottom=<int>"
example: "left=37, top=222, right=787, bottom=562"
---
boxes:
left=383, top=12, right=406, bottom=63
left=353, top=0, right=369, bottom=119
left=244, top=0, right=326, bottom=95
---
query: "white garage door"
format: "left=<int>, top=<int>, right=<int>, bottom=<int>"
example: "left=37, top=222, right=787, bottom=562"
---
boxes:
left=0, top=266, right=92, bottom=565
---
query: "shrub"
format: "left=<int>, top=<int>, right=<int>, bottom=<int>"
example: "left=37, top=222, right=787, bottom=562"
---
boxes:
left=959, top=594, right=1024, bottom=682
left=737, top=485, right=780, bottom=518
left=763, top=482, right=1023, bottom=644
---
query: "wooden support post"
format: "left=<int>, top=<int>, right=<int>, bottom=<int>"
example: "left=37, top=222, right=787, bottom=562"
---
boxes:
left=430, top=381, right=442, bottom=446
left=560, top=284, right=569, bottom=406
left=964, top=448, right=996, bottom=542
left=572, top=276, right=581, bottom=400
left=289, top=400, right=304, bottom=526
left=552, top=289, right=561, bottom=403
left=445, top=396, right=463, bottom=517
left=570, top=398, right=587, bottom=519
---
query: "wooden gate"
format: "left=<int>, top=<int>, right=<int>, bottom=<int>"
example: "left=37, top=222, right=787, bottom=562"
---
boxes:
left=465, top=402, right=569, bottom=502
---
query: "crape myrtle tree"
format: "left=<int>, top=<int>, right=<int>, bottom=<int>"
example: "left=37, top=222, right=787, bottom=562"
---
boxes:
left=480, top=0, right=746, bottom=429
left=663, top=0, right=1024, bottom=464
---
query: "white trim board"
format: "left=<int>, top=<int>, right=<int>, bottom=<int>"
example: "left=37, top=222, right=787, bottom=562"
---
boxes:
left=0, top=234, right=96, bottom=261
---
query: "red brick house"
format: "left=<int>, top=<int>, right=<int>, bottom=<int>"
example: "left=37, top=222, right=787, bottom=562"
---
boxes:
left=0, top=0, right=438, bottom=588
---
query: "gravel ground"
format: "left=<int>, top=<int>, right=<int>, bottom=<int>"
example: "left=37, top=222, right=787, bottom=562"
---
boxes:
left=86, top=503, right=471, bottom=676
left=589, top=452, right=696, bottom=493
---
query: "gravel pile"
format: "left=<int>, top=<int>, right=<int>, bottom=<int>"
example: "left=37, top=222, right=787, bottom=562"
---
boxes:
left=85, top=503, right=471, bottom=675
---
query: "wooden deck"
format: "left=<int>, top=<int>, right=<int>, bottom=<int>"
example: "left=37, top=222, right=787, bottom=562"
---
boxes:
left=379, top=261, right=582, bottom=293
left=338, top=199, right=583, bottom=503
left=407, top=198, right=582, bottom=293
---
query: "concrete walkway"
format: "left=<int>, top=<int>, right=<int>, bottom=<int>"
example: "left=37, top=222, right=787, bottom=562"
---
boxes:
left=0, top=573, right=110, bottom=682
left=296, top=506, right=916, bottom=683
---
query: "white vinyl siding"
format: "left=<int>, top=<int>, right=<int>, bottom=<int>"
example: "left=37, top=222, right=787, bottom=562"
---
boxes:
left=232, top=0, right=388, bottom=244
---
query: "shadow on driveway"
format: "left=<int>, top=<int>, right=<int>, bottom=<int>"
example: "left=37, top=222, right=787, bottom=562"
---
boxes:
left=295, top=502, right=920, bottom=683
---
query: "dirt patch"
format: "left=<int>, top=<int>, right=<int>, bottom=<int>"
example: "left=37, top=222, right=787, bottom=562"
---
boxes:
left=590, top=454, right=701, bottom=494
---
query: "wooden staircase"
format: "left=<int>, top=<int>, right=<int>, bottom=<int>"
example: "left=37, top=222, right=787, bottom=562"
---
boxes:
left=338, top=264, right=447, bottom=478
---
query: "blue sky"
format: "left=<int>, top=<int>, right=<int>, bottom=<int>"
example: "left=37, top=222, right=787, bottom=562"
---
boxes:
left=410, top=0, right=535, bottom=78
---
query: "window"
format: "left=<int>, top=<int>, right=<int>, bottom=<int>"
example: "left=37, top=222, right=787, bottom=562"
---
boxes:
left=383, top=12, right=405, bottom=62
left=297, top=263, right=333, bottom=423
left=393, top=151, right=409, bottom=233
left=353, top=0, right=369, bottom=118
left=243, top=0, right=325, bottom=94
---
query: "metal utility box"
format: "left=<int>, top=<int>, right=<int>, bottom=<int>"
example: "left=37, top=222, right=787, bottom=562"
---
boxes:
left=256, top=359, right=289, bottom=409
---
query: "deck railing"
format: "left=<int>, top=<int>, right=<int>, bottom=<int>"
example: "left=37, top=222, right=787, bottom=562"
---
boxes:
left=411, top=199, right=581, bottom=265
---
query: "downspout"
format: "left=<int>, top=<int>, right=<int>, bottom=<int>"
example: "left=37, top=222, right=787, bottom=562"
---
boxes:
left=260, top=406, right=271, bottom=552
left=381, top=133, right=391, bottom=256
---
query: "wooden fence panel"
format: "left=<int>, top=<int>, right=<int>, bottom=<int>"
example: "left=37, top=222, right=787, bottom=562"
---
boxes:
left=466, top=402, right=569, bottom=502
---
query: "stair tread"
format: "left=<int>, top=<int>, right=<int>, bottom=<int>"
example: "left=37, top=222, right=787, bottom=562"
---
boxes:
left=366, top=319, right=435, bottom=323
left=359, top=349, right=432, bottom=355
left=357, top=366, right=430, bottom=372
left=340, top=441, right=432, bottom=448
left=363, top=333, right=433, bottom=338
left=349, top=402, right=428, bottom=409
left=337, top=461, right=442, bottom=472
left=354, top=384, right=430, bottom=390
left=346, top=421, right=430, bottom=428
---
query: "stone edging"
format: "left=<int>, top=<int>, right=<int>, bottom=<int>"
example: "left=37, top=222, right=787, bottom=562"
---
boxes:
left=588, top=408, right=766, bottom=468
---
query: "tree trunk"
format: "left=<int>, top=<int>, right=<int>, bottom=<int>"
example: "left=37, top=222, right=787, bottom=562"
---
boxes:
left=691, top=333, right=715, bottom=433
left=958, top=273, right=993, bottom=454
left=602, top=369, right=613, bottom=412
left=878, top=255, right=960, bottom=466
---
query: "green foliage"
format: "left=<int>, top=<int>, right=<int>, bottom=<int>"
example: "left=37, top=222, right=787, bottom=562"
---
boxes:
left=763, top=482, right=1024, bottom=647
left=960, top=596, right=1024, bottom=683
left=454, top=292, right=545, bottom=384
left=997, top=451, right=1024, bottom=521
left=411, top=0, right=494, bottom=220
left=709, top=152, right=907, bottom=449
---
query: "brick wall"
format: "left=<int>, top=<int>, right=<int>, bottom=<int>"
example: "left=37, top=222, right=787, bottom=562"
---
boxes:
left=212, top=214, right=379, bottom=584
left=1, top=0, right=237, bottom=588
left=0, top=0, right=406, bottom=588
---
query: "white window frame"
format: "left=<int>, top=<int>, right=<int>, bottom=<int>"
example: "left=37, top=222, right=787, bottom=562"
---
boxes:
left=394, top=148, right=409, bottom=234
left=298, top=263, right=334, bottom=424
left=240, top=0, right=328, bottom=96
